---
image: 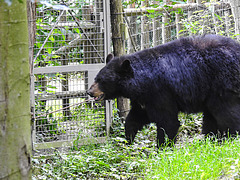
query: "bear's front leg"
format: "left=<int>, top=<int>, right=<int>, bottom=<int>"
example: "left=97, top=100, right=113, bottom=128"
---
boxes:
left=125, top=101, right=150, bottom=144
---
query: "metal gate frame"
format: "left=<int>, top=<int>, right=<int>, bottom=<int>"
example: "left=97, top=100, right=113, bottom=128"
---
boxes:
left=31, top=0, right=112, bottom=150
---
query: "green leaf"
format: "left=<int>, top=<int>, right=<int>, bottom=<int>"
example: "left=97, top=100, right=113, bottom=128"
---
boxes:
left=146, top=9, right=155, bottom=13
left=49, top=36, right=55, bottom=42
left=96, top=161, right=110, bottom=168
left=214, top=13, right=223, bottom=21
left=46, top=85, right=57, bottom=89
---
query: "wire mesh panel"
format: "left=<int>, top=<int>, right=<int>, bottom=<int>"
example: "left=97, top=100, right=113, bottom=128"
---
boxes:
left=30, top=0, right=111, bottom=150
left=34, top=71, right=105, bottom=140
left=34, top=1, right=105, bottom=65
left=122, top=0, right=236, bottom=53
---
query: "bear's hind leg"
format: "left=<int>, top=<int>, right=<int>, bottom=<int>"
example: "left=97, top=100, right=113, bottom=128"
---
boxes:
left=202, top=110, right=219, bottom=136
left=207, top=95, right=240, bottom=137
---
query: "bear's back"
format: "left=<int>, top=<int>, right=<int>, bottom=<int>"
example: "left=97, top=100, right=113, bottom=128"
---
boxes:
left=126, top=35, right=240, bottom=110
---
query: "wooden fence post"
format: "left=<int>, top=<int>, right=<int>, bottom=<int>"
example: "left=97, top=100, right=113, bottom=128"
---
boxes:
left=127, top=1, right=137, bottom=53
left=229, top=0, right=240, bottom=40
left=153, top=1, right=161, bottom=46
left=141, top=0, right=150, bottom=50
left=176, top=11, right=181, bottom=39
left=162, top=0, right=171, bottom=43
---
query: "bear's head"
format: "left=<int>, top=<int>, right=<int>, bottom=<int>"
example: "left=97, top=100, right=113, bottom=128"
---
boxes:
left=87, top=54, right=133, bottom=100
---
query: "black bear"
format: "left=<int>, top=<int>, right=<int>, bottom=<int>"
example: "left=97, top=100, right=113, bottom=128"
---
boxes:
left=87, top=34, right=240, bottom=147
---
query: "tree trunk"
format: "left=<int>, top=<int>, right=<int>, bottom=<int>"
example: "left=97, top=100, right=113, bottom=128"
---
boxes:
left=0, top=0, right=31, bottom=179
left=110, top=0, right=130, bottom=119
left=229, top=0, right=240, bottom=40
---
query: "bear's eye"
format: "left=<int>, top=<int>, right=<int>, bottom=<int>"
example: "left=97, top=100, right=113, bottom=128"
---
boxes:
left=96, top=78, right=106, bottom=85
left=95, top=76, right=101, bottom=82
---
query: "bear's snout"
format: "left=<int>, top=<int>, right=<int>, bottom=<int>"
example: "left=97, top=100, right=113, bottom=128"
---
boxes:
left=86, top=89, right=93, bottom=97
left=86, top=82, right=105, bottom=101
left=86, top=83, right=96, bottom=97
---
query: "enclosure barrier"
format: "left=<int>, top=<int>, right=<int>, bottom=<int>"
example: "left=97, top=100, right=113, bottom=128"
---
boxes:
left=28, top=0, right=237, bottom=151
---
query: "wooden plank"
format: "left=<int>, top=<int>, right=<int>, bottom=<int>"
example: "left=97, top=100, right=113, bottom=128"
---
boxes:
left=33, top=64, right=105, bottom=74
left=124, top=3, right=199, bottom=16
left=123, top=2, right=229, bottom=16
left=33, top=137, right=107, bottom=149
left=35, top=91, right=86, bottom=101
left=38, top=21, right=96, bottom=29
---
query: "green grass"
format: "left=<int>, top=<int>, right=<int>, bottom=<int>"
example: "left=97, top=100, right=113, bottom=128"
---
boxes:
left=32, top=113, right=240, bottom=179
left=146, top=137, right=240, bottom=180
left=32, top=137, right=240, bottom=179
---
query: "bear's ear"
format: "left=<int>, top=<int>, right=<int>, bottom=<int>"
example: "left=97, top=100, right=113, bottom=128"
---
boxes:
left=120, top=59, right=134, bottom=77
left=106, top=54, right=114, bottom=64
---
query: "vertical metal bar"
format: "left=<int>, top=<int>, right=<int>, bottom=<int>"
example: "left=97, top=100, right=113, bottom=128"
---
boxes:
left=103, top=0, right=111, bottom=57
left=30, top=75, right=36, bottom=149
left=105, top=100, right=113, bottom=136
left=103, top=0, right=112, bottom=136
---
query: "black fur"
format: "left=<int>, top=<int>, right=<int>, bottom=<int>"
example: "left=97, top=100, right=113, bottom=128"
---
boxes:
left=90, top=34, right=240, bottom=147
